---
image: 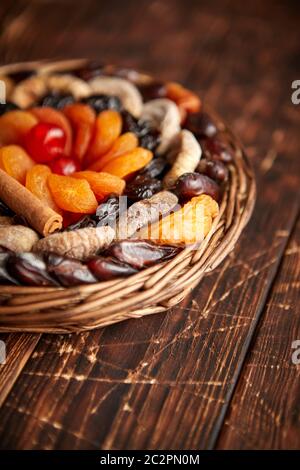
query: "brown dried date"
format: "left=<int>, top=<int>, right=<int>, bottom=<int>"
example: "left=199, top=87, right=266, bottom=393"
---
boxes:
left=197, top=159, right=228, bottom=183
left=184, top=112, right=218, bottom=139
left=6, top=252, right=58, bottom=286
left=175, top=172, right=220, bottom=202
left=46, top=253, right=97, bottom=286
left=0, top=246, right=18, bottom=284
left=106, top=240, right=179, bottom=269
left=138, top=81, right=167, bottom=102
left=201, top=137, right=233, bottom=163
left=125, top=175, right=162, bottom=201
left=88, top=256, right=137, bottom=280
left=140, top=157, right=168, bottom=179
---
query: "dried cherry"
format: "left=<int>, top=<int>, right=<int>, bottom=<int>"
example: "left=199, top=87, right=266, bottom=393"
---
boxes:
left=88, top=256, right=137, bottom=280
left=175, top=172, right=220, bottom=202
left=46, top=253, right=97, bottom=286
left=125, top=175, right=162, bottom=201
left=6, top=252, right=57, bottom=286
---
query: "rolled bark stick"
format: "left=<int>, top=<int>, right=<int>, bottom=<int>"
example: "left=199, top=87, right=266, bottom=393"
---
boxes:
left=0, top=169, right=62, bottom=236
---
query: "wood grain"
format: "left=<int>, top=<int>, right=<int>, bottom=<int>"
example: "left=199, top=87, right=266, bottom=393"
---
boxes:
left=0, top=0, right=299, bottom=450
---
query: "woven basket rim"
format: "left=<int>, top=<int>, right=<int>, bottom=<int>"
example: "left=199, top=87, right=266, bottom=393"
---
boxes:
left=0, top=59, right=256, bottom=333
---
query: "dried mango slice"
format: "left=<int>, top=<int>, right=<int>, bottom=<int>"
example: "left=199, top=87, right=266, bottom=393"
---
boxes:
left=0, top=145, right=34, bottom=184
left=26, top=164, right=62, bottom=214
left=101, top=147, right=153, bottom=179
left=88, top=132, right=138, bottom=172
left=85, top=110, right=122, bottom=165
left=0, top=111, right=38, bottom=146
left=72, top=171, right=125, bottom=200
left=136, top=194, right=219, bottom=245
left=48, top=174, right=98, bottom=214
left=63, top=104, right=96, bottom=161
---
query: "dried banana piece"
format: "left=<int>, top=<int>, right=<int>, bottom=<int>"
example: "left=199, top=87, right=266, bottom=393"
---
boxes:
left=163, top=129, right=202, bottom=188
left=0, top=225, right=39, bottom=252
left=141, top=98, right=181, bottom=154
left=88, top=76, right=143, bottom=117
left=11, top=74, right=91, bottom=108
left=33, top=226, right=115, bottom=261
left=117, top=191, right=178, bottom=239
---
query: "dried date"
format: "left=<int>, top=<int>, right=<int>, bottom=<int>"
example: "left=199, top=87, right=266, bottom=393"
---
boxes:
left=197, top=159, right=228, bottom=183
left=0, top=247, right=18, bottom=284
left=65, top=215, right=97, bottom=231
left=95, top=196, right=120, bottom=227
left=201, top=137, right=233, bottom=163
left=88, top=256, right=137, bottom=280
left=184, top=111, right=218, bottom=139
left=140, top=156, right=168, bottom=179
left=175, top=172, right=220, bottom=202
left=138, top=81, right=167, bottom=101
left=6, top=252, right=57, bottom=286
left=46, top=253, right=97, bottom=286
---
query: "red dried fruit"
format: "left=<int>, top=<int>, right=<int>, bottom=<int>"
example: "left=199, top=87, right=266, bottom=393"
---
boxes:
left=25, top=122, right=66, bottom=163
left=50, top=156, right=80, bottom=176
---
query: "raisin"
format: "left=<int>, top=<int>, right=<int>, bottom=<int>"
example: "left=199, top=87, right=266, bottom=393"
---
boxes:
left=88, top=256, right=137, bottom=280
left=175, top=172, right=220, bottom=202
left=106, top=240, right=179, bottom=269
left=0, top=102, right=19, bottom=116
left=125, top=175, right=162, bottom=201
left=0, top=200, right=15, bottom=217
left=140, top=157, right=169, bottom=178
left=201, top=137, right=233, bottom=163
left=138, top=81, right=167, bottom=101
left=65, top=215, right=97, bottom=231
left=81, top=94, right=122, bottom=113
left=184, top=112, right=218, bottom=139
left=6, top=252, right=57, bottom=286
left=46, top=253, right=97, bottom=286
left=38, top=92, right=75, bottom=109
left=197, top=159, right=228, bottom=183
left=95, top=195, right=120, bottom=227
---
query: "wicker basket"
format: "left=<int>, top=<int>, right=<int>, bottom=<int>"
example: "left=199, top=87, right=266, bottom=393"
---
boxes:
left=0, top=59, right=256, bottom=333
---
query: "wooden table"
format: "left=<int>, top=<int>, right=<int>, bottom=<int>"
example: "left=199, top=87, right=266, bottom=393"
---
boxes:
left=0, top=0, right=299, bottom=450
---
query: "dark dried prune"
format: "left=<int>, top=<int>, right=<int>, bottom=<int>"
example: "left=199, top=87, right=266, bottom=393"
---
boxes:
left=6, top=253, right=57, bottom=286
left=121, top=110, right=149, bottom=138
left=140, top=157, right=169, bottom=178
left=46, top=253, right=97, bottom=286
left=65, top=215, right=97, bottom=231
left=125, top=175, right=162, bottom=201
left=139, top=129, right=160, bottom=151
left=95, top=195, right=120, bottom=227
left=138, top=81, right=167, bottom=101
left=175, top=172, right=220, bottom=202
left=38, top=92, right=75, bottom=109
left=72, top=61, right=105, bottom=81
left=0, top=200, right=15, bottom=216
left=0, top=101, right=19, bottom=116
left=88, top=256, right=137, bottom=280
left=106, top=240, right=179, bottom=269
left=185, top=112, right=218, bottom=139
left=197, top=159, right=228, bottom=183
left=202, top=137, right=233, bottom=163
left=0, top=247, right=18, bottom=284
left=81, top=94, right=122, bottom=113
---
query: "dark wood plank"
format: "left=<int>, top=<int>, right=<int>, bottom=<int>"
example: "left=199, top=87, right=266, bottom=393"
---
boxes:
left=217, top=216, right=300, bottom=449
left=0, top=0, right=299, bottom=450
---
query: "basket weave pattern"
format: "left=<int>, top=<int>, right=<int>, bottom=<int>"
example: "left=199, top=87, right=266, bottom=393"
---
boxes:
left=0, top=60, right=256, bottom=333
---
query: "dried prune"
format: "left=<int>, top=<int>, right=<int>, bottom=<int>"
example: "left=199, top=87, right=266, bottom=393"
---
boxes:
left=81, top=94, right=122, bottom=113
left=197, top=159, right=228, bottom=183
left=121, top=110, right=149, bottom=138
left=72, top=61, right=105, bottom=81
left=6, top=252, right=57, bottom=286
left=95, top=195, right=120, bottom=227
left=125, top=175, right=162, bottom=201
left=106, top=240, right=179, bottom=269
left=175, top=172, right=220, bottom=202
left=88, top=256, right=137, bottom=280
left=0, top=101, right=19, bottom=116
left=201, top=137, right=233, bottom=163
left=0, top=247, right=18, bottom=284
left=140, top=157, right=169, bottom=178
left=184, top=111, right=218, bottom=139
left=0, top=200, right=15, bottom=217
left=38, top=92, right=75, bottom=109
left=65, top=215, right=97, bottom=231
left=138, top=81, right=167, bottom=101
left=46, top=253, right=97, bottom=286
left=139, top=129, right=160, bottom=151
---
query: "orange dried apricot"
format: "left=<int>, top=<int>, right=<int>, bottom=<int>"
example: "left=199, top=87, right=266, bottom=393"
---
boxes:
left=26, top=164, right=62, bottom=214
left=166, top=82, right=201, bottom=118
left=30, top=107, right=73, bottom=155
left=0, top=145, right=34, bottom=184
left=48, top=174, right=98, bottom=213
left=0, top=111, right=38, bottom=146
left=137, top=194, right=219, bottom=245
left=63, top=104, right=96, bottom=161
left=85, top=110, right=122, bottom=166
left=72, top=171, right=125, bottom=200
left=88, top=132, right=138, bottom=172
left=101, top=147, right=153, bottom=179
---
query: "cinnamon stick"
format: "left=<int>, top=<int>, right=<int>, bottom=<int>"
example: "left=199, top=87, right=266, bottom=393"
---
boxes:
left=0, top=169, right=62, bottom=236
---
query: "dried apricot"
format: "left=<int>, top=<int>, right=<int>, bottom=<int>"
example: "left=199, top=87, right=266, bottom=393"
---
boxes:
left=0, top=145, right=34, bottom=184
left=166, top=82, right=201, bottom=118
left=101, top=147, right=153, bottom=179
left=26, top=164, right=62, bottom=214
left=30, top=107, right=73, bottom=155
left=72, top=171, right=125, bottom=200
left=137, top=194, right=219, bottom=245
left=88, top=132, right=138, bottom=172
left=0, top=111, right=38, bottom=146
left=63, top=104, right=96, bottom=161
left=85, top=110, right=122, bottom=165
left=48, top=174, right=98, bottom=213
